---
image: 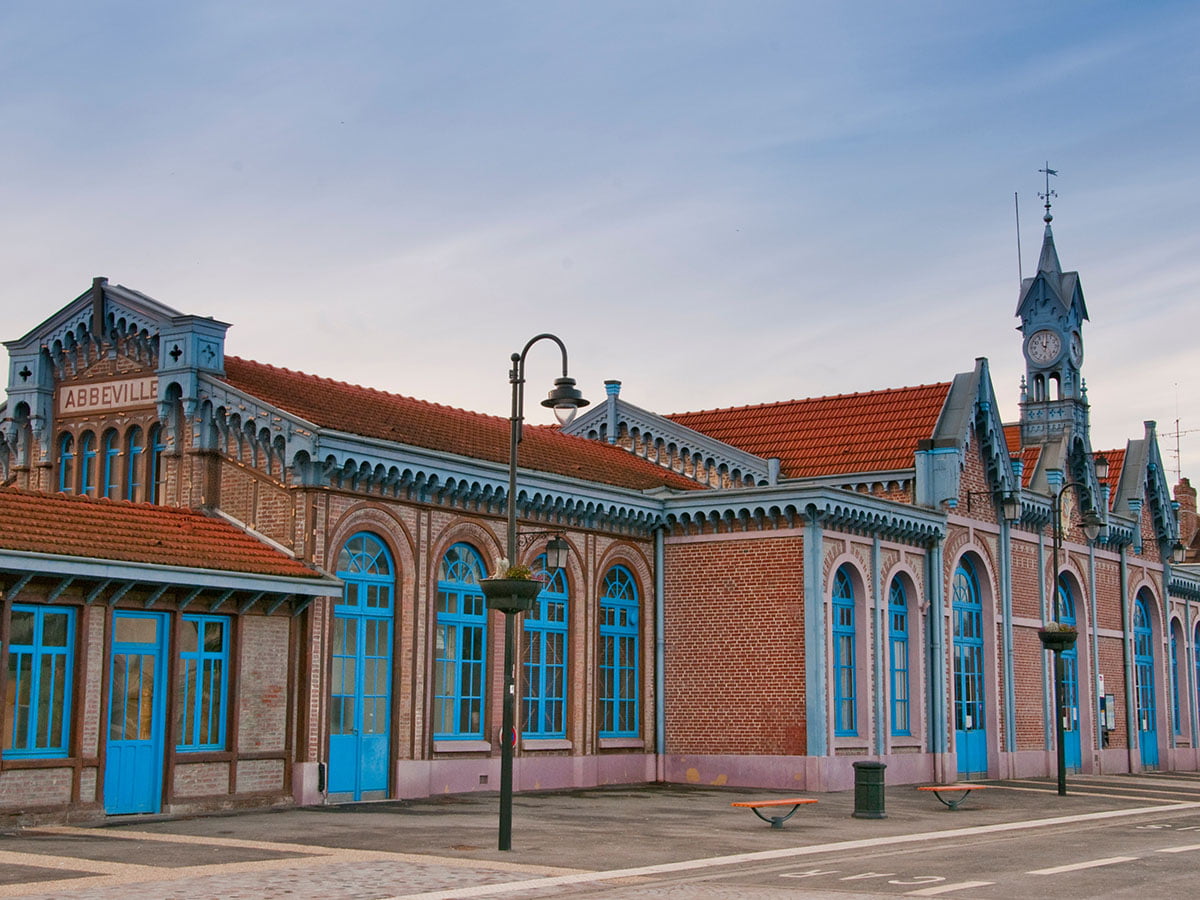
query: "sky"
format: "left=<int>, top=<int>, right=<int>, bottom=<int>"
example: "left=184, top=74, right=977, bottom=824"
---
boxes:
left=3, top=1, right=1199, bottom=480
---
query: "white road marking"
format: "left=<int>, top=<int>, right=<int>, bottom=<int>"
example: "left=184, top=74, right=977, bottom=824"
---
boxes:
left=385, top=801, right=1200, bottom=899
left=1027, top=856, right=1139, bottom=874
left=1157, top=843, right=1200, bottom=853
left=907, top=882, right=996, bottom=896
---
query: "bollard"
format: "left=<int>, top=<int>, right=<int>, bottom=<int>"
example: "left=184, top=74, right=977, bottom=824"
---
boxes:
left=852, top=760, right=887, bottom=819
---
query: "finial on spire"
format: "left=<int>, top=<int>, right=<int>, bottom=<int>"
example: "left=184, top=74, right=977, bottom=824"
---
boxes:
left=1038, top=162, right=1058, bottom=223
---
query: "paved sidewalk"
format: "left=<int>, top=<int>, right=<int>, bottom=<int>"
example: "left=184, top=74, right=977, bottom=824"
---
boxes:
left=0, top=774, right=1197, bottom=899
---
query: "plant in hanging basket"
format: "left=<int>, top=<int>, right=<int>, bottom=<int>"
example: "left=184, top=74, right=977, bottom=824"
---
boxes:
left=481, top=563, right=543, bottom=612
left=1037, top=621, right=1078, bottom=650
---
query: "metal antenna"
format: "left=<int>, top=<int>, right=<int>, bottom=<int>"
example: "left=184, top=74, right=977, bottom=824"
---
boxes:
left=1038, top=162, right=1058, bottom=223
left=1015, top=191, right=1023, bottom=282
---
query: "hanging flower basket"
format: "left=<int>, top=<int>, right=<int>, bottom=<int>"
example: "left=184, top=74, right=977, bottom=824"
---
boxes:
left=481, top=576, right=542, bottom=613
left=1037, top=627, right=1078, bottom=652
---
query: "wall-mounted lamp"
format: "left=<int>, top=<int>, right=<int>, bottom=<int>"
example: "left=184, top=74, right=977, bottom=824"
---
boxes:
left=965, top=489, right=1022, bottom=524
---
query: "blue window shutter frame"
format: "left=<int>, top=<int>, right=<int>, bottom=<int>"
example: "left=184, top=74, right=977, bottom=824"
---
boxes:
left=599, top=565, right=639, bottom=738
left=832, top=566, right=857, bottom=736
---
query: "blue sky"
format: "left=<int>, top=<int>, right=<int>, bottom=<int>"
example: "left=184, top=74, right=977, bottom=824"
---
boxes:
left=4, top=2, right=1199, bottom=479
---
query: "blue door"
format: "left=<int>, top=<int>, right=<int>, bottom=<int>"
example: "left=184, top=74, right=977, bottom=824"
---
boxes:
left=329, top=533, right=393, bottom=800
left=1134, top=595, right=1159, bottom=768
left=953, top=559, right=988, bottom=777
left=105, top=612, right=168, bottom=814
left=1057, top=579, right=1082, bottom=770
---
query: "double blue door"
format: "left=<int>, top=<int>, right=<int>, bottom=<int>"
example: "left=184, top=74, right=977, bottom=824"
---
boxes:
left=329, top=533, right=394, bottom=800
left=953, top=561, right=988, bottom=777
left=1057, top=580, right=1082, bottom=770
left=105, top=612, right=168, bottom=814
left=1134, top=596, right=1159, bottom=768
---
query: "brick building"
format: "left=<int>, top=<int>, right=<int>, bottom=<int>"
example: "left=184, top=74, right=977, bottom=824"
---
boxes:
left=1, top=215, right=1197, bottom=821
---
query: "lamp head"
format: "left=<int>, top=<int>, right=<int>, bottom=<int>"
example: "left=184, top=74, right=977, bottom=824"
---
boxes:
left=545, top=536, right=570, bottom=571
left=542, top=376, right=589, bottom=426
left=1172, top=541, right=1187, bottom=564
left=1080, top=508, right=1104, bottom=543
left=1094, top=454, right=1110, bottom=481
left=1000, top=491, right=1022, bottom=525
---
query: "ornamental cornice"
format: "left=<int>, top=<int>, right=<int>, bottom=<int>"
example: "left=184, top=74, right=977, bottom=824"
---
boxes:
left=565, top=397, right=775, bottom=487
left=195, top=376, right=666, bottom=536
left=661, top=485, right=944, bottom=546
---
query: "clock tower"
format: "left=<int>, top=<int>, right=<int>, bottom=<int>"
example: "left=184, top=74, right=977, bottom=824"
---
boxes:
left=1017, top=194, right=1090, bottom=445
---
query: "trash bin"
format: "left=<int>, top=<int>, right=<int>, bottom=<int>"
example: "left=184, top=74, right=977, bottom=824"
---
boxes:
left=852, top=760, right=887, bottom=819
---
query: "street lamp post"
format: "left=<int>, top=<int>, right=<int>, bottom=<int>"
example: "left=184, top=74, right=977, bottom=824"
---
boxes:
left=1043, top=456, right=1108, bottom=797
left=489, top=334, right=588, bottom=852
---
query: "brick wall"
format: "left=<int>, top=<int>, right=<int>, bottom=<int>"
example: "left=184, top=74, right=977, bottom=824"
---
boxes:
left=235, top=758, right=284, bottom=794
left=173, top=762, right=230, bottom=798
left=237, top=616, right=290, bottom=753
left=0, top=768, right=72, bottom=807
left=663, top=535, right=805, bottom=755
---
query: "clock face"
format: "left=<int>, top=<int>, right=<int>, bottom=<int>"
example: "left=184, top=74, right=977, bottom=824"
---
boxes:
left=1027, top=329, right=1062, bottom=365
left=1069, top=331, right=1083, bottom=366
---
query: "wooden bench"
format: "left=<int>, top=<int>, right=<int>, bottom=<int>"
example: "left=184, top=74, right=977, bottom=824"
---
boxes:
left=916, top=783, right=992, bottom=810
left=730, top=797, right=818, bottom=829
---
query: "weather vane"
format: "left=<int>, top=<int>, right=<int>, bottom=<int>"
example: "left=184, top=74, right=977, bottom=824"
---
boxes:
left=1038, top=162, right=1058, bottom=223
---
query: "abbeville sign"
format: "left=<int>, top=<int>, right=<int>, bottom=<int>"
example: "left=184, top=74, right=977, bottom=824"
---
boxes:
left=57, top=377, right=159, bottom=416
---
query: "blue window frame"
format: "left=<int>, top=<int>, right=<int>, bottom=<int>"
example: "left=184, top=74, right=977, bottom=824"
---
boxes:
left=125, top=426, right=144, bottom=501
left=888, top=578, right=911, bottom=736
left=434, top=543, right=487, bottom=740
left=1170, top=625, right=1182, bottom=736
left=101, top=428, right=120, bottom=499
left=523, top=554, right=568, bottom=738
left=80, top=431, right=97, bottom=497
left=176, top=615, right=229, bottom=751
left=599, top=565, right=639, bottom=738
left=58, top=433, right=75, bottom=493
left=148, top=423, right=166, bottom=503
left=1133, top=593, right=1158, bottom=766
left=832, top=566, right=857, bottom=736
left=3, top=605, right=75, bottom=758
left=1195, top=622, right=1200, bottom=730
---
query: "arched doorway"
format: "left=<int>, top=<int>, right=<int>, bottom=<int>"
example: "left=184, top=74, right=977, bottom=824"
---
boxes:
left=1133, top=591, right=1159, bottom=769
left=1057, top=576, right=1082, bottom=771
left=953, top=557, right=988, bottom=777
left=329, top=532, right=394, bottom=800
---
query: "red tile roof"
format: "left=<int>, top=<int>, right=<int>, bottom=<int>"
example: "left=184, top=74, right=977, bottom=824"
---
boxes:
left=1005, top=424, right=1041, bottom=488
left=221, top=357, right=700, bottom=492
left=0, top=489, right=324, bottom=578
left=665, top=383, right=952, bottom=478
left=1096, top=447, right=1125, bottom=507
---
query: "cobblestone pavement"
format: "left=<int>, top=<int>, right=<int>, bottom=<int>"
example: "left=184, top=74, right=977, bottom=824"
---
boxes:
left=0, top=775, right=1196, bottom=899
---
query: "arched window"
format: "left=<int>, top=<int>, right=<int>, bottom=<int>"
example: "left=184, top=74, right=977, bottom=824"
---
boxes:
left=101, top=428, right=120, bottom=499
left=599, top=565, right=639, bottom=738
left=888, top=578, right=910, bottom=737
left=57, top=433, right=75, bottom=493
left=79, top=431, right=97, bottom=497
left=832, top=566, right=857, bottom=736
left=522, top=554, right=568, bottom=738
left=125, top=426, right=144, bottom=501
left=434, top=543, right=487, bottom=740
left=147, top=423, right=166, bottom=503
